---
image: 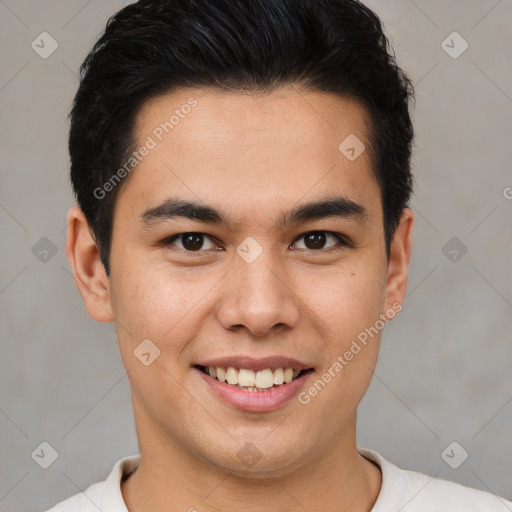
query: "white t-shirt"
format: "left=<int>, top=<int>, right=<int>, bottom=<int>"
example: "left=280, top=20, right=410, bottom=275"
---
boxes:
left=46, top=447, right=512, bottom=511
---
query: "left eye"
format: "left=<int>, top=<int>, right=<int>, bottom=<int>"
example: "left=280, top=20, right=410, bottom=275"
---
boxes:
left=292, top=231, right=345, bottom=251
left=162, top=231, right=348, bottom=253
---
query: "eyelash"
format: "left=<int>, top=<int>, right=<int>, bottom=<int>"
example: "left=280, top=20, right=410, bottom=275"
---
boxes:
left=161, top=231, right=350, bottom=254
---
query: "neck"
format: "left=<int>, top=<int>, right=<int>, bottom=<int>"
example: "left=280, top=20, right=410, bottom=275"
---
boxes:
left=121, top=413, right=382, bottom=512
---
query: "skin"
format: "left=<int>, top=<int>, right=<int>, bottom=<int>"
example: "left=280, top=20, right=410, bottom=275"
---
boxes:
left=66, top=85, right=414, bottom=512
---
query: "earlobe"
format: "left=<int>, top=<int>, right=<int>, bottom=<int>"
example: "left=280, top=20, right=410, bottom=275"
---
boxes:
left=65, top=206, right=114, bottom=322
left=383, top=208, right=414, bottom=315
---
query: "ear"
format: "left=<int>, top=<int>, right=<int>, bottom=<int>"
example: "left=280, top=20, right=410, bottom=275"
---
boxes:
left=65, top=206, right=113, bottom=322
left=383, top=208, right=414, bottom=315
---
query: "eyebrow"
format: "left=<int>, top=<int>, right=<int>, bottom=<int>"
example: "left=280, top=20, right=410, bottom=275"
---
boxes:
left=139, top=196, right=370, bottom=229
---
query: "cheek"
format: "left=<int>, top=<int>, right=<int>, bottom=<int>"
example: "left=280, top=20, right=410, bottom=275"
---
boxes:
left=110, top=265, right=214, bottom=354
left=299, top=269, right=384, bottom=422
left=303, top=261, right=386, bottom=344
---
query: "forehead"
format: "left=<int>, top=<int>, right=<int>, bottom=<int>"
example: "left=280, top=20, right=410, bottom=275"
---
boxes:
left=135, top=85, right=372, bottom=157
left=116, top=85, right=381, bottom=226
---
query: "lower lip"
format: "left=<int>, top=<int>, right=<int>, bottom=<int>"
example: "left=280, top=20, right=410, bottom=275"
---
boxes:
left=194, top=367, right=314, bottom=412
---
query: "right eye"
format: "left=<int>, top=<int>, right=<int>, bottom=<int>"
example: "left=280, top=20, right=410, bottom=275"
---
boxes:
left=162, top=232, right=219, bottom=252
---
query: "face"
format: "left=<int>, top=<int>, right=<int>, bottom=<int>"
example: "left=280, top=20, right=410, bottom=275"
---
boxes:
left=70, top=85, right=413, bottom=476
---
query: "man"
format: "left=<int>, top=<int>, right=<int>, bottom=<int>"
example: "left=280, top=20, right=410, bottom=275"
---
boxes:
left=49, top=0, right=512, bottom=510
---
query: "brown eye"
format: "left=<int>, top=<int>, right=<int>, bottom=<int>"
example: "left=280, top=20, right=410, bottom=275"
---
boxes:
left=293, top=231, right=345, bottom=251
left=165, top=233, right=217, bottom=252
left=304, top=232, right=327, bottom=250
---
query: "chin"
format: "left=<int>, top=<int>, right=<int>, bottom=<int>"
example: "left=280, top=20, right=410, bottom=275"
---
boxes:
left=196, top=433, right=311, bottom=478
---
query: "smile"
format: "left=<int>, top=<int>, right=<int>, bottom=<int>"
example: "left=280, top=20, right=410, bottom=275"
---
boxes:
left=197, top=365, right=312, bottom=391
left=194, top=364, right=315, bottom=412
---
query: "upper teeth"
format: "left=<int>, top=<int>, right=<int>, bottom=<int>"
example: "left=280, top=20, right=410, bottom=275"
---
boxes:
left=207, top=366, right=301, bottom=388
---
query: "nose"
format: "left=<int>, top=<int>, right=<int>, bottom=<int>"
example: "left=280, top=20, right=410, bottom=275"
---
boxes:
left=215, top=250, right=300, bottom=338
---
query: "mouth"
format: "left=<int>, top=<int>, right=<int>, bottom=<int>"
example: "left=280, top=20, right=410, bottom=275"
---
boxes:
left=194, top=364, right=314, bottom=392
left=192, top=355, right=315, bottom=411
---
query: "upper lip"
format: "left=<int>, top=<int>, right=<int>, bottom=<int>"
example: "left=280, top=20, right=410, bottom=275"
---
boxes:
left=195, top=356, right=313, bottom=372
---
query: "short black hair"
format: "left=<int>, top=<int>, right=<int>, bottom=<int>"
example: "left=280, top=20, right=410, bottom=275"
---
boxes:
left=69, top=0, right=415, bottom=276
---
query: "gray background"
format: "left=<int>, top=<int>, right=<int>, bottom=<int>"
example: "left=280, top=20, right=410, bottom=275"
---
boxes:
left=1, top=1, right=511, bottom=510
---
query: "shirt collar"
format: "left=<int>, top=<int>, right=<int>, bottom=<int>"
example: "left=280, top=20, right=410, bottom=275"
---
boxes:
left=98, top=447, right=391, bottom=511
